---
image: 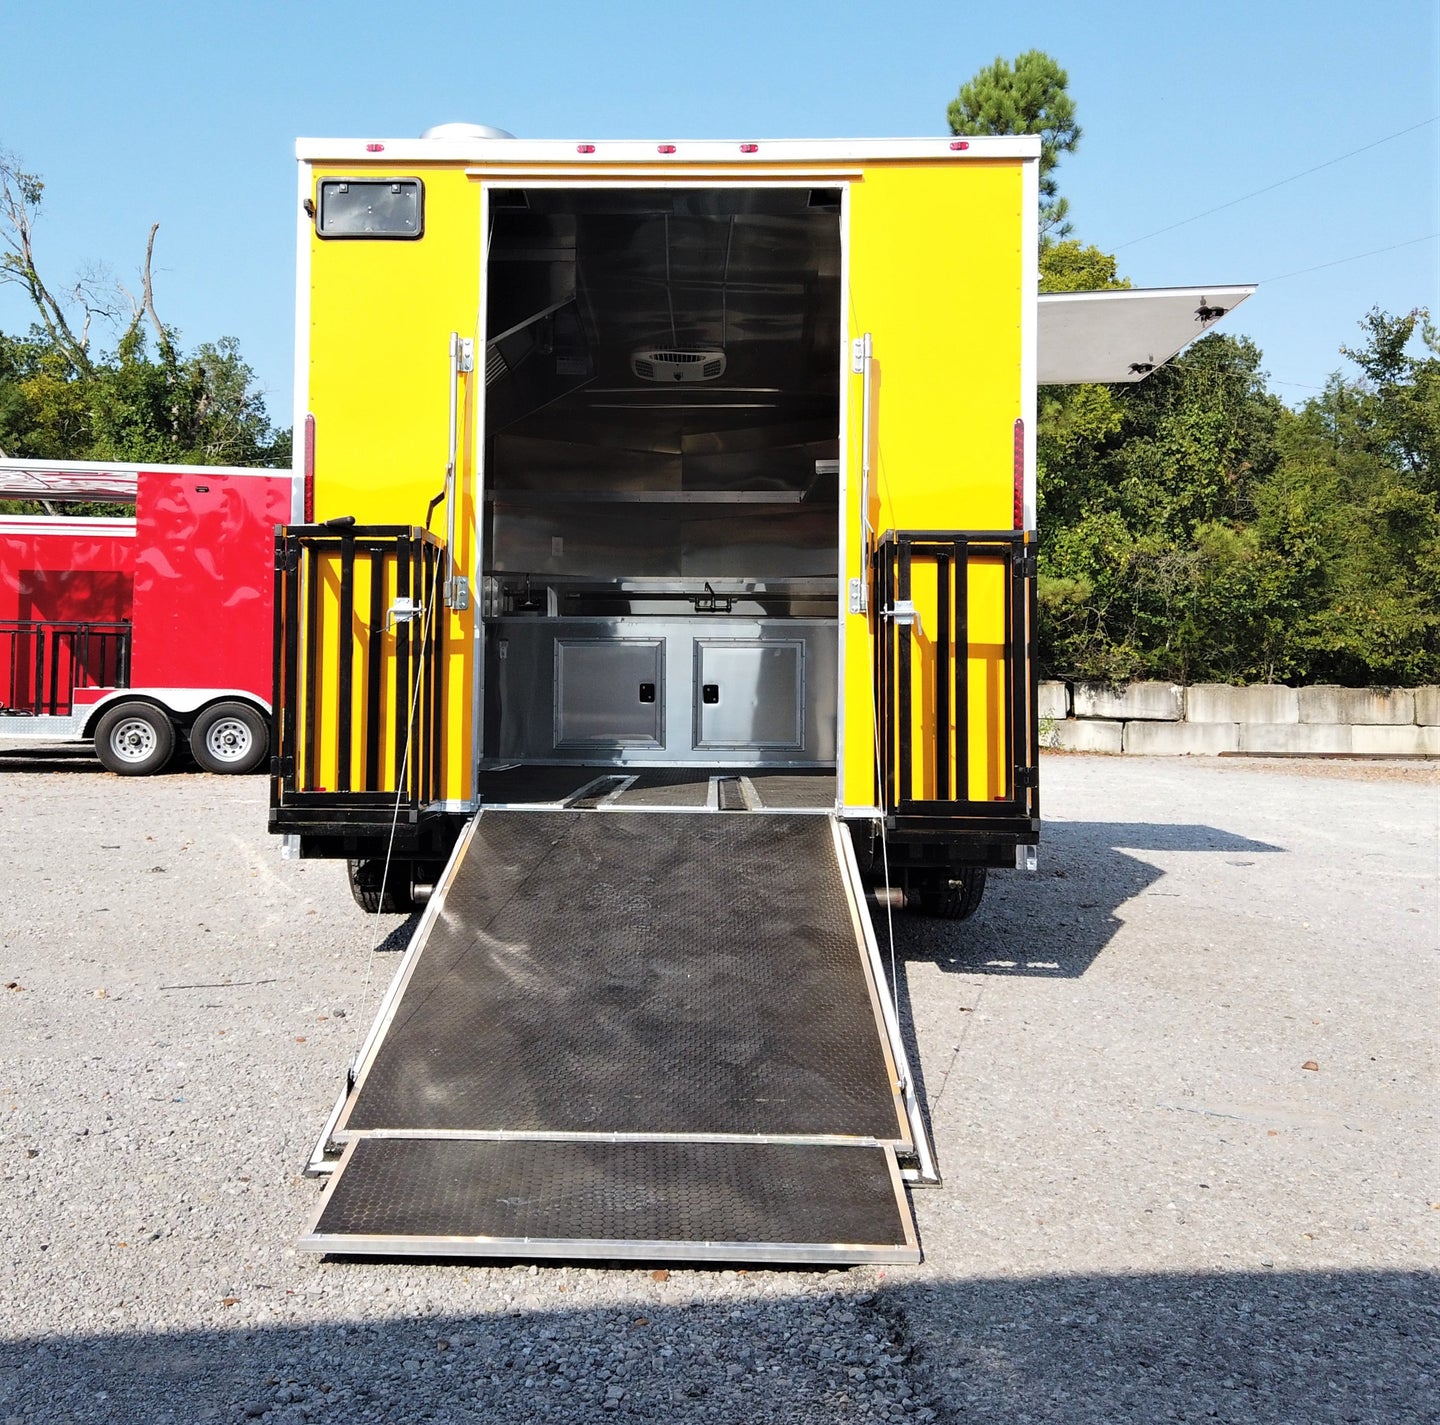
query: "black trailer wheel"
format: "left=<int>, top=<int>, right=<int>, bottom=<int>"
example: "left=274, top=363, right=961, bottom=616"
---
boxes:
left=348, top=858, right=418, bottom=915
left=94, top=702, right=176, bottom=776
left=913, top=866, right=987, bottom=921
left=190, top=702, right=269, bottom=774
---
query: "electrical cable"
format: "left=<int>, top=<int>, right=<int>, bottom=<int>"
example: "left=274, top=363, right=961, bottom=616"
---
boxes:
left=1261, top=231, right=1438, bottom=284
left=1111, top=115, right=1438, bottom=251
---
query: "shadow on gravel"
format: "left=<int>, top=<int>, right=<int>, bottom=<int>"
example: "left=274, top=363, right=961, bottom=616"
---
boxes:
left=0, top=745, right=221, bottom=776
left=887, top=819, right=1284, bottom=982
left=0, top=1267, right=1431, bottom=1423
left=0, top=744, right=106, bottom=774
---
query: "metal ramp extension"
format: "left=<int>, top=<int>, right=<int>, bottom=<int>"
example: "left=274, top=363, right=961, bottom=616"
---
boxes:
left=302, top=810, right=933, bottom=1264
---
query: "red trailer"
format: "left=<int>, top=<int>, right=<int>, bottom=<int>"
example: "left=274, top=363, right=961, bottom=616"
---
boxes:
left=0, top=458, right=296, bottom=774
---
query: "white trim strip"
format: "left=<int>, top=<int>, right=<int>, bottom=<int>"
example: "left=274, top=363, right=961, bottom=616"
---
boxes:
left=298, top=135, right=1041, bottom=163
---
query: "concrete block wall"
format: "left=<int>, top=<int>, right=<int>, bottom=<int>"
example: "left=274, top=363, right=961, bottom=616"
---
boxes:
left=1039, top=681, right=1440, bottom=756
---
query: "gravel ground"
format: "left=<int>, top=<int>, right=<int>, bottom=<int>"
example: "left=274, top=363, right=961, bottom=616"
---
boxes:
left=0, top=744, right=1436, bottom=1422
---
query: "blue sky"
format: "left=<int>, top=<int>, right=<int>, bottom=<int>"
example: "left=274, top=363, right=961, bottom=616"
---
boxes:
left=2, top=0, right=1436, bottom=431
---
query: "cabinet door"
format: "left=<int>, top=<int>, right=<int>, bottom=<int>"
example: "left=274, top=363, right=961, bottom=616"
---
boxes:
left=694, top=640, right=804, bottom=750
left=555, top=639, right=664, bottom=748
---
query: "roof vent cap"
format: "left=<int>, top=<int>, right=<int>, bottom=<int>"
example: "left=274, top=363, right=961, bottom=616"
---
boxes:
left=420, top=122, right=516, bottom=140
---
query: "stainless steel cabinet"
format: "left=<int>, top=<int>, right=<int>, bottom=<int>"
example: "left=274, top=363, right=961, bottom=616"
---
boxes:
left=486, top=618, right=836, bottom=766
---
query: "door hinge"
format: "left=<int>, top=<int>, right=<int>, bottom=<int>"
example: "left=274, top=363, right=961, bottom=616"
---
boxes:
left=848, top=576, right=868, bottom=614
left=1014, top=765, right=1038, bottom=789
left=1013, top=545, right=1037, bottom=578
left=271, top=754, right=294, bottom=778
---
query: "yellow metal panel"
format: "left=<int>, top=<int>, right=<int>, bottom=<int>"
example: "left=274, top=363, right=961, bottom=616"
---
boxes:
left=304, top=164, right=481, bottom=804
left=842, top=162, right=1025, bottom=807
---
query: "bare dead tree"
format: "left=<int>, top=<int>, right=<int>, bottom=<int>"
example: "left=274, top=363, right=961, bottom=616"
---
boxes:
left=1, top=148, right=166, bottom=370
left=116, top=224, right=168, bottom=353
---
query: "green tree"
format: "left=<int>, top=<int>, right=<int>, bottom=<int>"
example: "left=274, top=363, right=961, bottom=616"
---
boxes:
left=0, top=147, right=288, bottom=507
left=947, top=50, right=1081, bottom=240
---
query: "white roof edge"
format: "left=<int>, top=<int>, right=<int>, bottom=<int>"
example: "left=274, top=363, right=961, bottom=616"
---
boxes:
left=295, top=135, right=1042, bottom=164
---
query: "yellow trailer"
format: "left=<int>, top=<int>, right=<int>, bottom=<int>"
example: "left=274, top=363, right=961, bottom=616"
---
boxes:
left=273, top=128, right=1249, bottom=1262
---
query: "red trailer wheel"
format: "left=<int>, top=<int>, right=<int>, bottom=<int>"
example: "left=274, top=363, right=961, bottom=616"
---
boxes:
left=95, top=703, right=176, bottom=776
left=190, top=702, right=269, bottom=775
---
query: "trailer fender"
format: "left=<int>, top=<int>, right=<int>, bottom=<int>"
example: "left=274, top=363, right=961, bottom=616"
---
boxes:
left=78, top=688, right=272, bottom=738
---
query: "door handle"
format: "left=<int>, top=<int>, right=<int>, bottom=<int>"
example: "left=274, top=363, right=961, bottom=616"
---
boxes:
left=850, top=332, right=873, bottom=614
left=443, top=331, right=474, bottom=610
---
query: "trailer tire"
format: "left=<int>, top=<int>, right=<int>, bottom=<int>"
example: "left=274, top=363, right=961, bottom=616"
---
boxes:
left=94, top=702, right=176, bottom=776
left=914, top=867, right=987, bottom=921
left=347, top=858, right=418, bottom=915
left=190, top=702, right=269, bottom=774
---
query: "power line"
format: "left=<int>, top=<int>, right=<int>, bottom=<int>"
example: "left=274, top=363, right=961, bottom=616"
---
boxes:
left=1112, top=116, right=1438, bottom=251
left=1262, top=232, right=1437, bottom=284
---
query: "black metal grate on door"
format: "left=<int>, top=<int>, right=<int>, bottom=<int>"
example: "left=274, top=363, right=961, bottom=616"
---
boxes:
left=271, top=525, right=443, bottom=827
left=872, top=529, right=1038, bottom=830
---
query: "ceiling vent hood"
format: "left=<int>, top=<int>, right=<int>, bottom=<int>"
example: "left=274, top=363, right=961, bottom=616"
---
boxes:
left=632, top=348, right=728, bottom=383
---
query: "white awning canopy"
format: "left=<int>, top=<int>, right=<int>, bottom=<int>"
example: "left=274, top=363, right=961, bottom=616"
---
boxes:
left=0, top=462, right=139, bottom=502
left=1037, top=284, right=1257, bottom=384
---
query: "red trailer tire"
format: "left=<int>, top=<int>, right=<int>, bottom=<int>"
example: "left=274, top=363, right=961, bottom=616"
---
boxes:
left=95, top=703, right=177, bottom=776
left=190, top=702, right=269, bottom=775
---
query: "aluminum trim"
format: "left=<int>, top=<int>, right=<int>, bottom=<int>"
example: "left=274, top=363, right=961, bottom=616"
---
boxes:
left=299, top=1141, right=918, bottom=1263
left=300, top=1231, right=919, bottom=1265
left=823, top=816, right=914, bottom=1153
left=332, top=1127, right=898, bottom=1148
left=831, top=816, right=939, bottom=1183
left=330, top=815, right=482, bottom=1138
left=834, top=181, right=853, bottom=809
left=1020, top=157, right=1039, bottom=530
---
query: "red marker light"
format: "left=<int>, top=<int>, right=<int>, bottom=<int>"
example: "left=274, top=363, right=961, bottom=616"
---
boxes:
left=1013, top=418, right=1025, bottom=529
left=365, top=143, right=385, bottom=153
left=657, top=143, right=677, bottom=154
left=576, top=143, right=596, bottom=154
left=303, top=414, right=316, bottom=524
left=739, top=143, right=759, bottom=153
left=949, top=140, right=970, bottom=152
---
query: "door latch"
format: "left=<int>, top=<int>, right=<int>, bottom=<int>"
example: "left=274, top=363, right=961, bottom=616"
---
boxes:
left=384, top=596, right=423, bottom=631
left=885, top=599, right=923, bottom=638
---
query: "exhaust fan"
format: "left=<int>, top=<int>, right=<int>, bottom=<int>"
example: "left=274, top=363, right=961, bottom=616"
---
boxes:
left=631, top=348, right=727, bottom=383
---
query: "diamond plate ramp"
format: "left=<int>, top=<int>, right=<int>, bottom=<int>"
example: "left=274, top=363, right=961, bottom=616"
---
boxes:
left=337, top=811, right=908, bottom=1143
left=309, top=808, right=924, bottom=1263
left=303, top=1139, right=919, bottom=1264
